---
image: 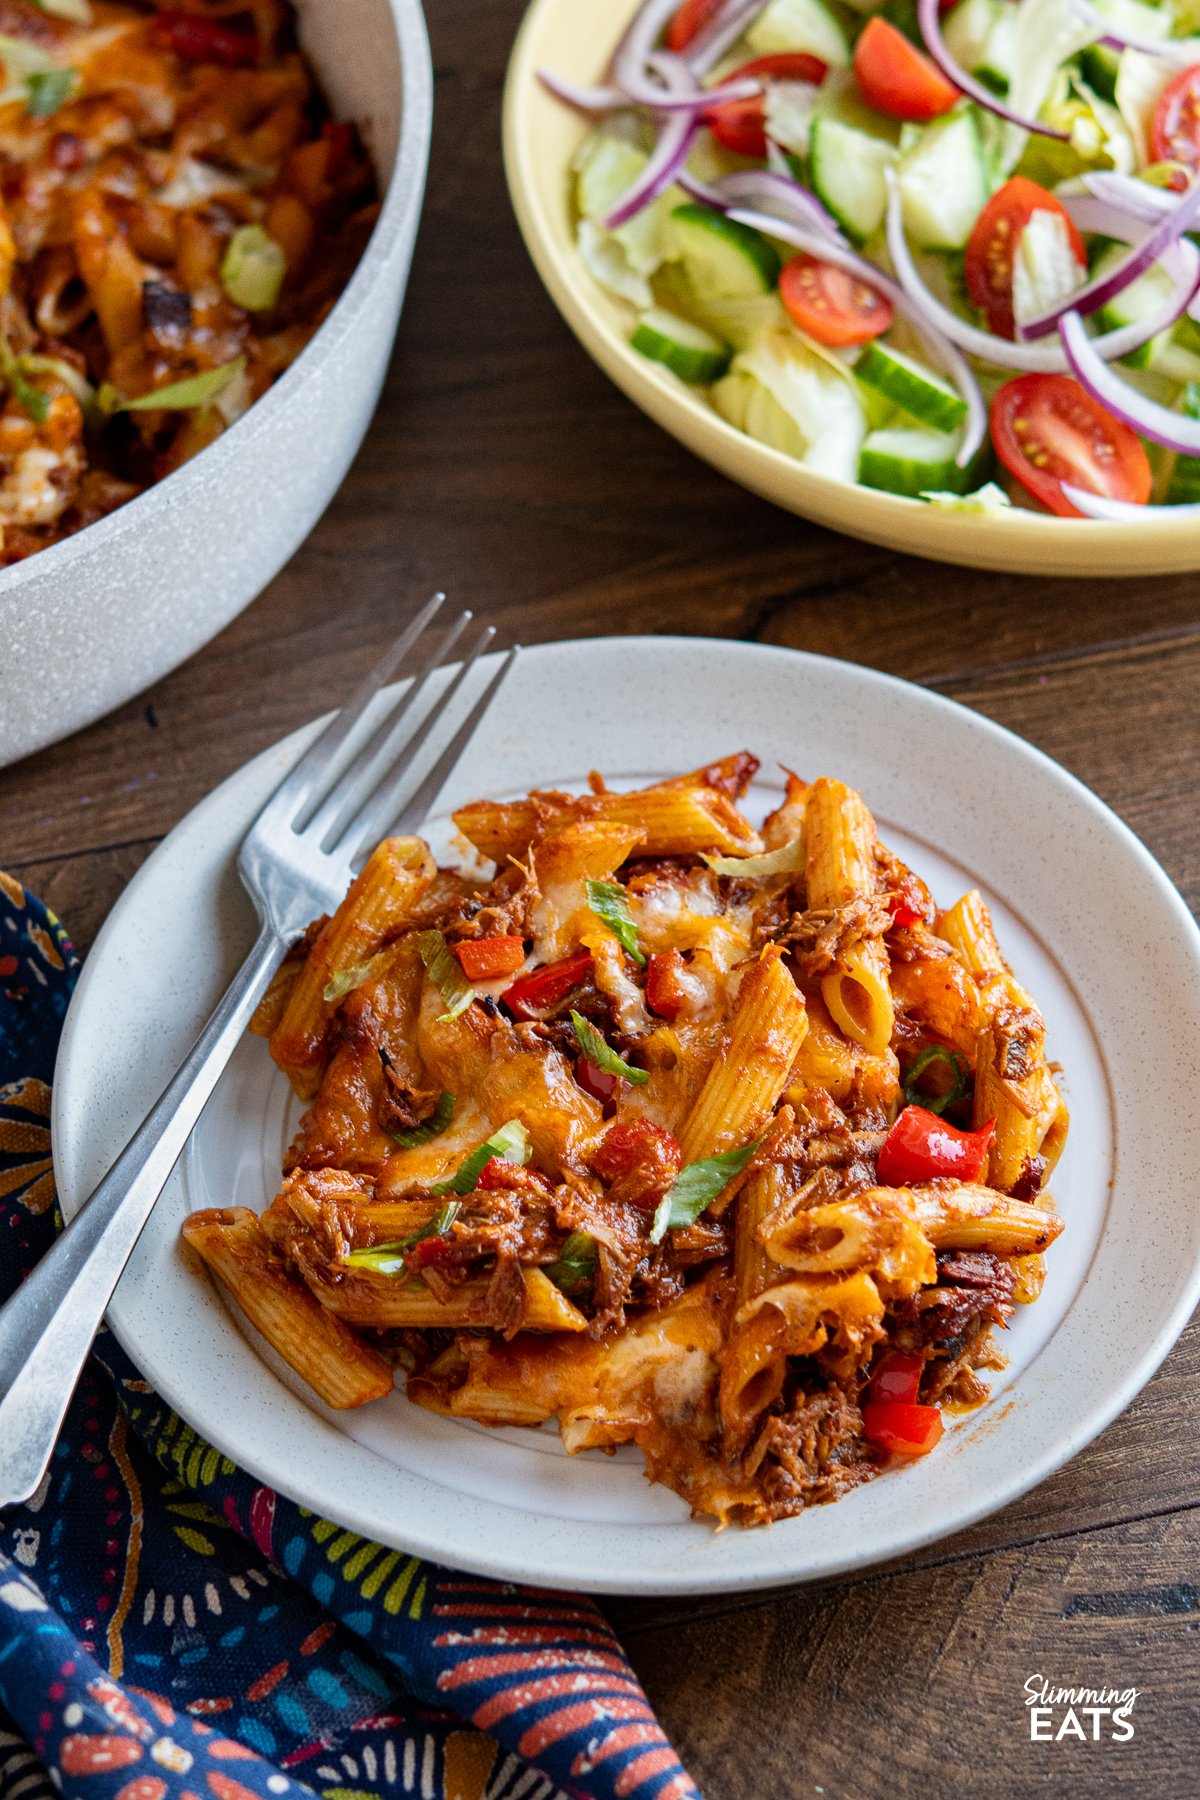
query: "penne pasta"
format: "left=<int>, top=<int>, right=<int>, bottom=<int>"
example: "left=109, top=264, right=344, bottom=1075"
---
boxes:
left=677, top=945, right=808, bottom=1166
left=271, top=837, right=435, bottom=1099
left=306, top=1265, right=588, bottom=1333
left=453, top=784, right=763, bottom=864
left=188, top=759, right=1074, bottom=1530
left=181, top=1207, right=393, bottom=1410
left=804, top=778, right=894, bottom=1055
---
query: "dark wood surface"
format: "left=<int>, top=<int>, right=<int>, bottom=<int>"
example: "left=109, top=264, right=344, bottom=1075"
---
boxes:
left=3, top=1, right=1199, bottom=1792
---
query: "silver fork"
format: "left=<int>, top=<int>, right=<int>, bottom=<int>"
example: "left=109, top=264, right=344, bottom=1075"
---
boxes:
left=0, top=596, right=520, bottom=1509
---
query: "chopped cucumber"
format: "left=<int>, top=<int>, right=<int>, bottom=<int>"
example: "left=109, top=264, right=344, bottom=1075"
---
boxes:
left=746, top=0, right=851, bottom=67
left=631, top=308, right=732, bottom=383
left=854, top=341, right=968, bottom=432
left=712, top=327, right=866, bottom=480
left=809, top=118, right=897, bottom=241
left=668, top=204, right=781, bottom=299
left=1093, top=241, right=1177, bottom=369
left=896, top=108, right=990, bottom=252
left=859, top=425, right=969, bottom=497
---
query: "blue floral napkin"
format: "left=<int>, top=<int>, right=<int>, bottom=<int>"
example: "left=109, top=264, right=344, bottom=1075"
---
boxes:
left=0, top=874, right=698, bottom=1800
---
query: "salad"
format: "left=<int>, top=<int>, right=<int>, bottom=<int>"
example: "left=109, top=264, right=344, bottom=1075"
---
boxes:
left=541, top=0, right=1200, bottom=518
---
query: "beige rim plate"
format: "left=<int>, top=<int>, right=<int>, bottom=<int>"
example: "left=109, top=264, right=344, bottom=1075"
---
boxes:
left=51, top=638, right=1200, bottom=1593
left=502, top=0, right=1200, bottom=576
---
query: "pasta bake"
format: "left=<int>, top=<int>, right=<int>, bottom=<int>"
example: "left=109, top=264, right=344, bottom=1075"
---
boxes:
left=0, top=0, right=375, bottom=564
left=182, top=756, right=1069, bottom=1528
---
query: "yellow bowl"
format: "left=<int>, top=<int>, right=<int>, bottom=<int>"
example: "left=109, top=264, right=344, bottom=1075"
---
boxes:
left=503, top=0, right=1200, bottom=577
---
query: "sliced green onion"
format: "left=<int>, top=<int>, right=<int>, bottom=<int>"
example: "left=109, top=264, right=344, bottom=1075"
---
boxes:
left=433, top=1119, right=530, bottom=1197
left=545, top=1230, right=598, bottom=1296
left=220, top=224, right=286, bottom=312
left=416, top=928, right=475, bottom=1023
left=903, top=1046, right=971, bottom=1117
left=322, top=958, right=377, bottom=1003
left=18, top=353, right=96, bottom=416
left=391, top=1090, right=456, bottom=1149
left=343, top=1200, right=461, bottom=1275
left=585, top=878, right=645, bottom=967
left=7, top=365, right=48, bottom=426
left=99, top=356, right=245, bottom=414
left=35, top=0, right=93, bottom=22
left=649, top=1138, right=762, bottom=1245
left=24, top=67, right=76, bottom=116
left=702, top=837, right=805, bottom=879
left=570, top=1010, right=649, bottom=1087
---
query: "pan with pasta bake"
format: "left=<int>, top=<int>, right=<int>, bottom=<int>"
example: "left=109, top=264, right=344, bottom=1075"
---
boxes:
left=181, top=756, right=1070, bottom=1529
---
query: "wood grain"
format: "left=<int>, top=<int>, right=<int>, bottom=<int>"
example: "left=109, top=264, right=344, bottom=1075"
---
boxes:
left=1, top=0, right=1198, bottom=1791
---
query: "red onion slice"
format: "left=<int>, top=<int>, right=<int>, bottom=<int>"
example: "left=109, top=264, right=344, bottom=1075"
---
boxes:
left=612, top=0, right=763, bottom=110
left=685, top=0, right=772, bottom=74
left=728, top=204, right=986, bottom=465
left=1081, top=171, right=1175, bottom=223
left=538, top=69, right=629, bottom=112
left=684, top=167, right=846, bottom=238
left=1020, top=175, right=1200, bottom=338
left=605, top=108, right=698, bottom=229
left=1060, top=482, right=1197, bottom=518
left=885, top=175, right=1194, bottom=369
left=1070, top=0, right=1200, bottom=66
left=916, top=0, right=1069, bottom=140
left=1060, top=308, right=1200, bottom=452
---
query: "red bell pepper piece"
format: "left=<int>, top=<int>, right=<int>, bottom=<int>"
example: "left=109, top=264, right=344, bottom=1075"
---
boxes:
left=862, top=1399, right=944, bottom=1456
left=887, top=893, right=922, bottom=931
left=575, top=1058, right=620, bottom=1107
left=877, top=1105, right=995, bottom=1186
left=501, top=948, right=593, bottom=1021
left=453, top=934, right=526, bottom=982
left=155, top=11, right=259, bottom=65
left=645, top=948, right=688, bottom=1022
left=870, top=1350, right=923, bottom=1407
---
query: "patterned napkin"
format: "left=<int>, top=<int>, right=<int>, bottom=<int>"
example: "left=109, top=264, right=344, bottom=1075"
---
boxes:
left=0, top=874, right=698, bottom=1800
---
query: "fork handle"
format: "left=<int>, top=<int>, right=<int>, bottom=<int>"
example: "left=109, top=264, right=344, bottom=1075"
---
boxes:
left=0, top=921, right=282, bottom=1510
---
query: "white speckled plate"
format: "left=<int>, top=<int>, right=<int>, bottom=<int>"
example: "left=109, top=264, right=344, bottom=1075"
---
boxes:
left=52, top=638, right=1200, bottom=1594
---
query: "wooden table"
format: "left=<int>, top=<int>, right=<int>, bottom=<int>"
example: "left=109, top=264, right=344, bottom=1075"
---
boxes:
left=4, top=1, right=1198, bottom=1791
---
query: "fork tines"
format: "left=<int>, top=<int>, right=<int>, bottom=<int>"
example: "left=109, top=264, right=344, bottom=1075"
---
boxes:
left=275, top=595, right=519, bottom=865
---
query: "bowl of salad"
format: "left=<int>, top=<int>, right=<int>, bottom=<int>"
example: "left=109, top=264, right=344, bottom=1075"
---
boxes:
left=504, top=0, right=1200, bottom=574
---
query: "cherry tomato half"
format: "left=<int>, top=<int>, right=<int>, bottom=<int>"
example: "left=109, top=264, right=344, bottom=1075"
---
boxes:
left=990, top=374, right=1152, bottom=518
left=666, top=0, right=725, bottom=52
left=877, top=1105, right=995, bottom=1186
left=852, top=18, right=959, bottom=122
left=706, top=52, right=827, bottom=159
left=964, top=177, right=1086, bottom=340
left=1151, top=64, right=1200, bottom=173
left=779, top=253, right=893, bottom=347
left=862, top=1399, right=944, bottom=1456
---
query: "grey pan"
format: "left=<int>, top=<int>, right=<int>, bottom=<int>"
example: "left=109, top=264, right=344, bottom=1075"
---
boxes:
left=0, top=0, right=434, bottom=769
